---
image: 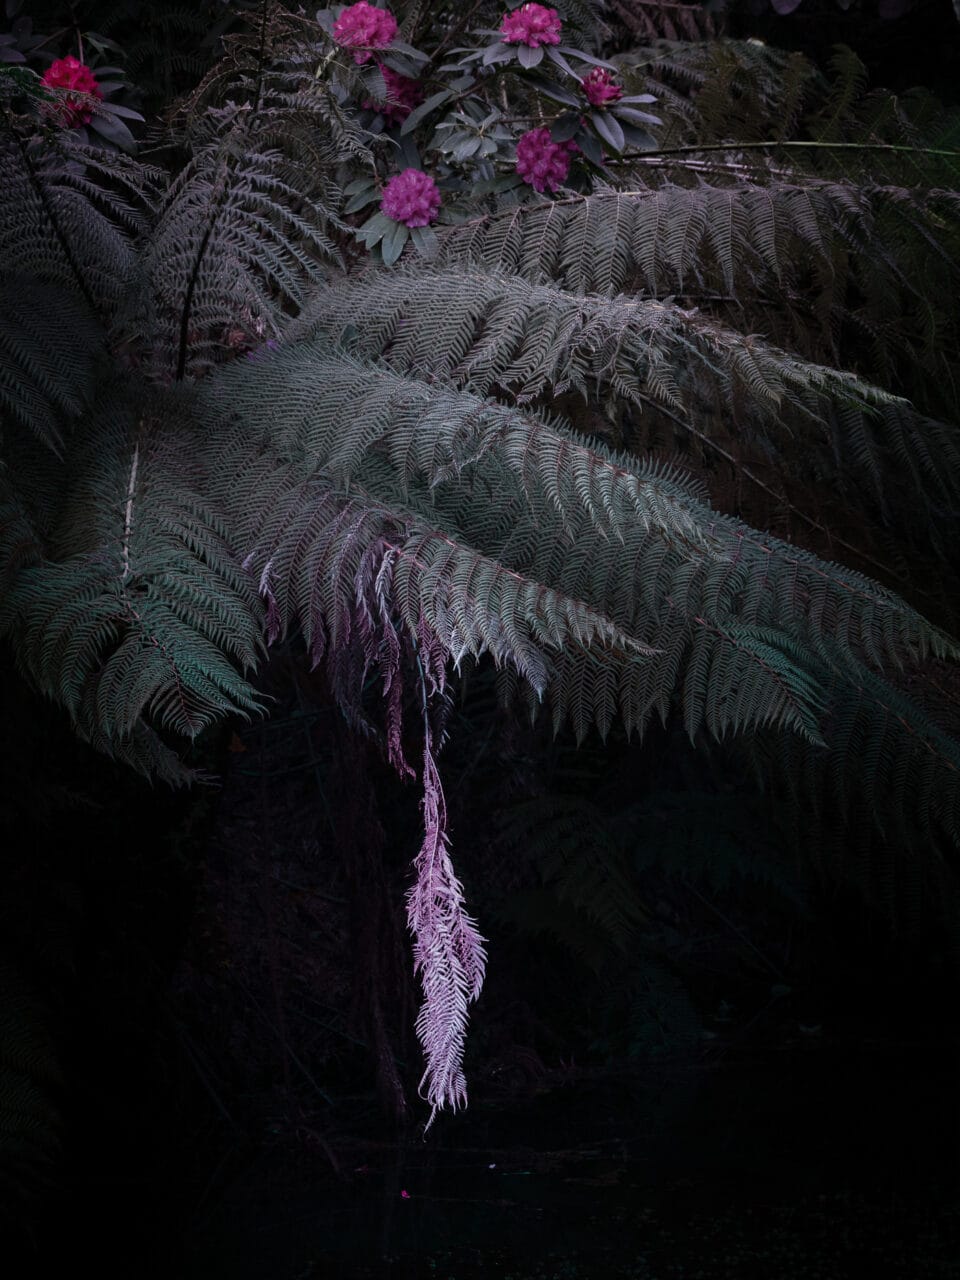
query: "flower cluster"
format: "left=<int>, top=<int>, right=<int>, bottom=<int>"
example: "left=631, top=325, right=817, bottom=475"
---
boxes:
left=515, top=126, right=576, bottom=193
left=333, top=2, right=398, bottom=64
left=41, top=55, right=102, bottom=126
left=381, top=168, right=441, bottom=226
left=581, top=67, right=623, bottom=108
left=363, top=65, right=424, bottom=124
left=499, top=4, right=562, bottom=48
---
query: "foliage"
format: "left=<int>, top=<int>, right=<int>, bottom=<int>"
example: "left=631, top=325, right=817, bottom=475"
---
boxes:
left=2, top=0, right=960, bottom=1125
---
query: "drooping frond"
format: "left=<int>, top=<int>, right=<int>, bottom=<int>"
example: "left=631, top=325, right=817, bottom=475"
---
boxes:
left=607, top=0, right=719, bottom=44
left=406, top=719, right=486, bottom=1124
left=292, top=267, right=960, bottom=550
left=205, top=342, right=712, bottom=548
left=455, top=184, right=957, bottom=430
left=0, top=129, right=155, bottom=320
left=200, top=344, right=957, bottom=782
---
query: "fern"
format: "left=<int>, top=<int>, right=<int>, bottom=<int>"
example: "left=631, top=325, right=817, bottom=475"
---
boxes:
left=291, top=266, right=960, bottom=550
left=3, top=5, right=960, bottom=1123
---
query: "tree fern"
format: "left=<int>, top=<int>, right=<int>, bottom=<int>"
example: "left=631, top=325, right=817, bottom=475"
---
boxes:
left=2, top=3, right=959, bottom=1124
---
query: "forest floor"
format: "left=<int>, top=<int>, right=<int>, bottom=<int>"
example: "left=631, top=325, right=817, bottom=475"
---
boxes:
left=183, top=1045, right=960, bottom=1280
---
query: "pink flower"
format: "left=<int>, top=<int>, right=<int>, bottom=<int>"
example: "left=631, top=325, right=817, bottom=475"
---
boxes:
left=41, top=55, right=103, bottom=126
left=499, top=3, right=562, bottom=48
left=515, top=126, right=576, bottom=193
left=581, top=68, right=623, bottom=108
left=381, top=168, right=441, bottom=227
left=363, top=65, right=424, bottom=124
left=332, top=2, right=398, bottom=64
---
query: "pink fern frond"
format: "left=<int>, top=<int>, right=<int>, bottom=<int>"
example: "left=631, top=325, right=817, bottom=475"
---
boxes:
left=405, top=720, right=486, bottom=1128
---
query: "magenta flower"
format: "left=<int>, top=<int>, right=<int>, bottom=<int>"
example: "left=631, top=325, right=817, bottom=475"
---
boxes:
left=581, top=67, right=623, bottom=108
left=515, top=126, right=576, bottom=193
left=381, top=168, right=441, bottom=227
left=363, top=65, right=424, bottom=124
left=332, top=2, right=398, bottom=64
left=41, top=55, right=103, bottom=126
left=499, top=3, right=562, bottom=48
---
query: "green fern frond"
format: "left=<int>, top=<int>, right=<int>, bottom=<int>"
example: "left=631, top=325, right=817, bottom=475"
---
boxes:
left=0, top=131, right=156, bottom=320
left=0, top=279, right=107, bottom=454
left=1, top=384, right=264, bottom=758
left=292, top=267, right=960, bottom=539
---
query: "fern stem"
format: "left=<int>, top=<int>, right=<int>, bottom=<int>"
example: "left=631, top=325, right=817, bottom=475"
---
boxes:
left=175, top=158, right=232, bottom=382
left=619, top=140, right=960, bottom=162
left=253, top=0, right=269, bottom=117
left=120, top=441, right=140, bottom=582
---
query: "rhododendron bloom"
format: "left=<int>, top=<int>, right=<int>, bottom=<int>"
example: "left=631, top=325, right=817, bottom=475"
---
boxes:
left=381, top=169, right=441, bottom=227
left=363, top=65, right=424, bottom=123
left=499, top=4, right=561, bottom=48
left=41, top=55, right=102, bottom=126
left=581, top=67, right=623, bottom=107
left=515, top=126, right=576, bottom=193
left=332, top=2, right=398, bottom=63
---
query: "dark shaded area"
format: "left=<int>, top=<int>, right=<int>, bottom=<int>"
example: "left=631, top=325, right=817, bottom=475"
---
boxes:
left=2, top=641, right=958, bottom=1277
left=1, top=3, right=959, bottom=1277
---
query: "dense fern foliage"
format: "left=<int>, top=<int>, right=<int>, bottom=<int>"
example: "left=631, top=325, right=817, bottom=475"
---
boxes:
left=2, top=0, right=959, bottom=1123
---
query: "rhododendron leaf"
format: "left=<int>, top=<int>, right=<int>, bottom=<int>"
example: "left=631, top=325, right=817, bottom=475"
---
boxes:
left=88, top=111, right=137, bottom=152
left=380, top=52, right=419, bottom=77
left=592, top=109, right=624, bottom=154
left=615, top=106, right=662, bottom=127
left=453, top=136, right=482, bottom=160
left=344, top=187, right=380, bottom=213
left=397, top=134, right=420, bottom=168
left=410, top=225, right=438, bottom=259
left=550, top=112, right=580, bottom=143
left=620, top=93, right=658, bottom=105
left=356, top=211, right=392, bottom=244
left=96, top=101, right=144, bottom=121
left=400, top=89, right=452, bottom=136
left=619, top=123, right=658, bottom=151
left=517, top=43, right=544, bottom=69
left=482, top=42, right=513, bottom=65
left=544, top=45, right=577, bottom=78
left=576, top=128, right=603, bottom=166
left=524, top=73, right=578, bottom=106
left=389, top=40, right=428, bottom=59
left=557, top=45, right=614, bottom=69
left=381, top=219, right=409, bottom=266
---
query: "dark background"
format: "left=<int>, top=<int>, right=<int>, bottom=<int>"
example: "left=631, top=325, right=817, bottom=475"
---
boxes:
left=2, top=3, right=959, bottom=1277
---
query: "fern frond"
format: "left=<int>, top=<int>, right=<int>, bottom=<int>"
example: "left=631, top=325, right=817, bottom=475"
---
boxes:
left=206, top=343, right=712, bottom=548
left=292, top=267, right=960, bottom=540
left=0, top=384, right=264, bottom=762
left=0, top=279, right=106, bottom=454
left=0, top=131, right=156, bottom=320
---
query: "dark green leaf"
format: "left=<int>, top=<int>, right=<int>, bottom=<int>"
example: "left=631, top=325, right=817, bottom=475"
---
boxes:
left=381, top=219, right=409, bottom=266
left=400, top=88, right=453, bottom=135
left=550, top=112, right=580, bottom=143
left=410, top=225, right=438, bottom=259
left=591, top=110, right=625, bottom=154
left=517, top=44, right=544, bottom=70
